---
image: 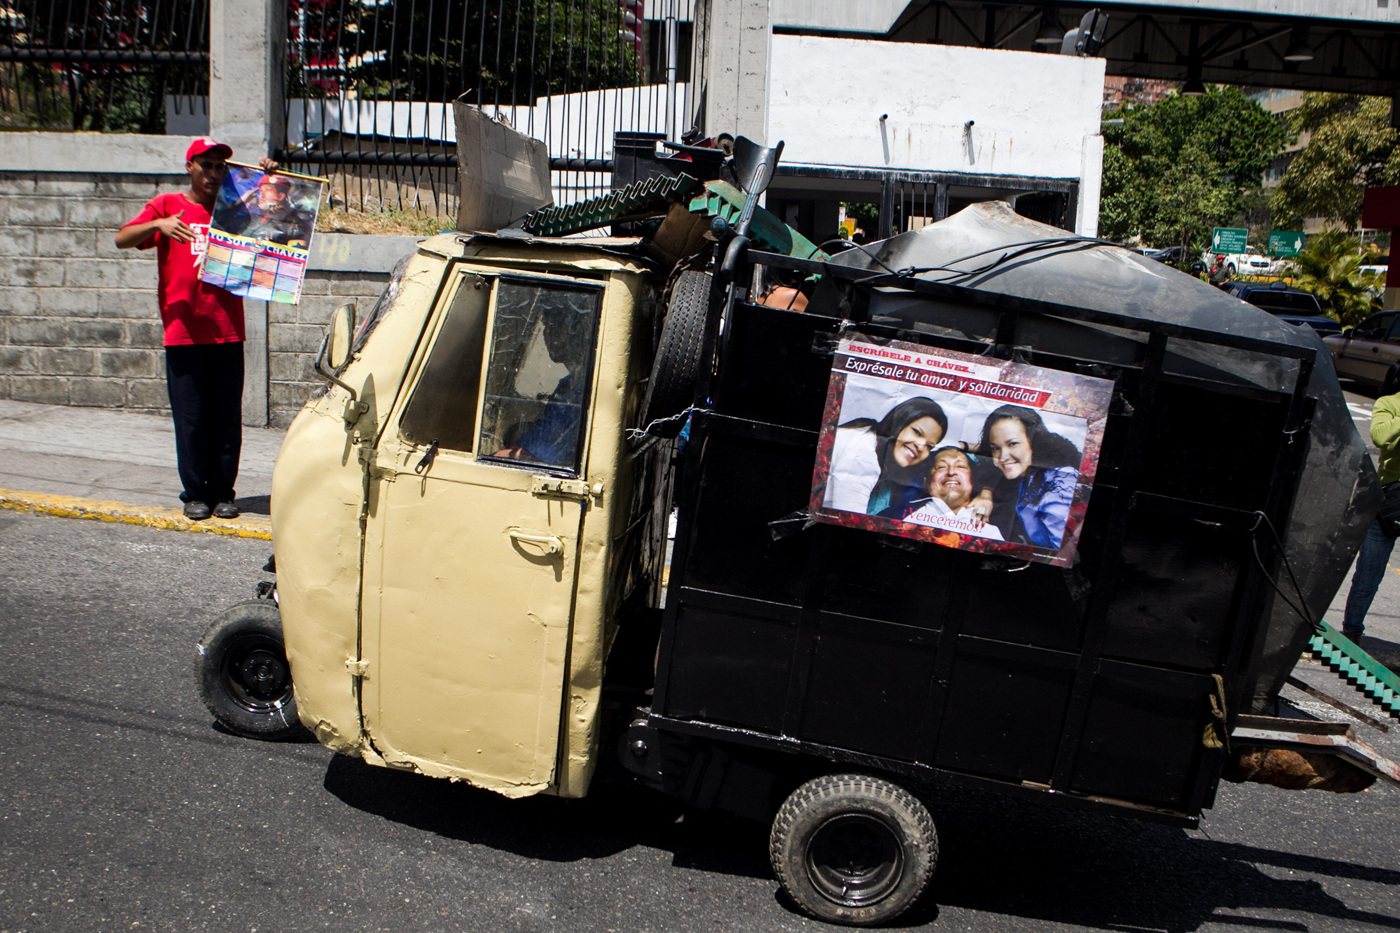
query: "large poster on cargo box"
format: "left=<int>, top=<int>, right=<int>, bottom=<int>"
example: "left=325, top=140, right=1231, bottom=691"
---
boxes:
left=809, top=337, right=1114, bottom=567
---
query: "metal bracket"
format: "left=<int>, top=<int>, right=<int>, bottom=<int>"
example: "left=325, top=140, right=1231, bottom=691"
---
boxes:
left=346, top=658, right=370, bottom=678
left=532, top=476, right=602, bottom=500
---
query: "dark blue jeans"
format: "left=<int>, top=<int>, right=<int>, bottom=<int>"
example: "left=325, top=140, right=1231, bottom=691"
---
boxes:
left=165, top=342, right=244, bottom=504
left=1341, top=517, right=1395, bottom=638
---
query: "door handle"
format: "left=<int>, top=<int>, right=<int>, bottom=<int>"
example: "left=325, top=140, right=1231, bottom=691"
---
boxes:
left=509, top=529, right=564, bottom=556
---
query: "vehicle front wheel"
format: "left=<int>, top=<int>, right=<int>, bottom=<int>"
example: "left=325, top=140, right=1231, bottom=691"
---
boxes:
left=196, top=600, right=303, bottom=740
left=769, top=774, right=938, bottom=926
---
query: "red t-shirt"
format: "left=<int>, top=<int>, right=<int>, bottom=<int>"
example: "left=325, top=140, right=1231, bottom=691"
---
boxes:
left=125, top=192, right=244, bottom=346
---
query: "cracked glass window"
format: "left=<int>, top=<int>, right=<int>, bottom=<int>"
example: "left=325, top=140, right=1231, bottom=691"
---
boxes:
left=399, top=274, right=490, bottom=452
left=478, top=279, right=602, bottom=473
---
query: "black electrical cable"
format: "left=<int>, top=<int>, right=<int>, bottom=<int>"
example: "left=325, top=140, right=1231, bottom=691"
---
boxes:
left=1249, top=510, right=1318, bottom=630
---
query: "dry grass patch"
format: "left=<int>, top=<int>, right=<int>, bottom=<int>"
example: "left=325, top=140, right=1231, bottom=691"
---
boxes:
left=315, top=207, right=450, bottom=237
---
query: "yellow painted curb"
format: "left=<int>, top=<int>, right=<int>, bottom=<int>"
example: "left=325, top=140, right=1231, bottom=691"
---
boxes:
left=0, top=488, right=273, bottom=540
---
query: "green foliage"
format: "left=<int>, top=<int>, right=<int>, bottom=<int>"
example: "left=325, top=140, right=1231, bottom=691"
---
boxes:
left=1270, top=94, right=1400, bottom=231
left=294, top=1, right=641, bottom=105
left=1100, top=86, right=1289, bottom=254
left=1290, top=229, right=1383, bottom=325
left=0, top=1, right=205, bottom=133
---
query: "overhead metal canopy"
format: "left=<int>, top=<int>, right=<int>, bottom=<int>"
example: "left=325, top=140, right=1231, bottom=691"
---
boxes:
left=782, top=1, right=1400, bottom=97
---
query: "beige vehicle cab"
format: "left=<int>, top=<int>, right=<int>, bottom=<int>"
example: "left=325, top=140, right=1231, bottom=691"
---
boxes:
left=195, top=137, right=1399, bottom=927
left=272, top=235, right=653, bottom=801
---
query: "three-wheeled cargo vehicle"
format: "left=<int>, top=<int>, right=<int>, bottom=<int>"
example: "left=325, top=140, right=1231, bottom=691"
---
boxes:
left=197, top=137, right=1400, bottom=926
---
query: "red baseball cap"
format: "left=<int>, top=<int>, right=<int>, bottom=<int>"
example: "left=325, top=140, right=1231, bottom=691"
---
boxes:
left=185, top=137, right=233, bottom=162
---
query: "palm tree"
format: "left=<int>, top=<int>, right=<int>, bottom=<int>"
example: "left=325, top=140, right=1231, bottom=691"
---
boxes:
left=1290, top=229, right=1382, bottom=326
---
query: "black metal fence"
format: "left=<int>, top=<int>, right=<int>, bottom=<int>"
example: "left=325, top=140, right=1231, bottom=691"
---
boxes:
left=0, top=0, right=209, bottom=133
left=280, top=0, right=698, bottom=220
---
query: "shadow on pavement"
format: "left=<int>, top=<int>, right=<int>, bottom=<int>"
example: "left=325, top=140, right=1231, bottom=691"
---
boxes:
left=1356, top=634, right=1400, bottom=674
left=233, top=494, right=271, bottom=516
left=323, top=754, right=1400, bottom=931
left=322, top=753, right=771, bottom=878
left=920, top=784, right=1400, bottom=932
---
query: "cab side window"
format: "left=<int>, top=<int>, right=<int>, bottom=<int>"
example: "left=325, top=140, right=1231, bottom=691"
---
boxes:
left=399, top=275, right=490, bottom=452
left=478, top=279, right=602, bottom=473
left=1353, top=313, right=1396, bottom=342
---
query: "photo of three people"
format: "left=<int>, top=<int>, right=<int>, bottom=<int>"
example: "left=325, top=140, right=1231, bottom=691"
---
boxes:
left=810, top=338, right=1113, bottom=565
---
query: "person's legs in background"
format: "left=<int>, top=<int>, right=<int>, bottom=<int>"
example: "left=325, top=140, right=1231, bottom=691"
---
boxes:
left=165, top=343, right=244, bottom=519
left=166, top=345, right=211, bottom=516
left=1341, top=517, right=1395, bottom=640
left=204, top=341, right=244, bottom=510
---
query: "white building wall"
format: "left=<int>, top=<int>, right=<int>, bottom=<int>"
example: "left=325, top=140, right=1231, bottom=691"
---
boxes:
left=768, top=36, right=1105, bottom=181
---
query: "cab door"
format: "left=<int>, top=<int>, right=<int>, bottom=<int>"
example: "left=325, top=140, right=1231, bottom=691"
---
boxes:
left=1337, top=311, right=1398, bottom=385
left=361, top=268, right=605, bottom=795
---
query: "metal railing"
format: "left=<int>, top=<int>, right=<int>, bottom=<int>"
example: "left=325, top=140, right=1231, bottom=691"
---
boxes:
left=0, top=0, right=209, bottom=133
left=279, top=0, right=699, bottom=220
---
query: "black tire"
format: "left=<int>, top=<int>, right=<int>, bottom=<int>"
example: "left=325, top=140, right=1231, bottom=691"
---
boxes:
left=1382, top=364, right=1400, bottom=398
left=196, top=600, right=303, bottom=740
left=640, top=269, right=713, bottom=438
left=1227, top=262, right=1237, bottom=275
left=770, top=774, right=938, bottom=926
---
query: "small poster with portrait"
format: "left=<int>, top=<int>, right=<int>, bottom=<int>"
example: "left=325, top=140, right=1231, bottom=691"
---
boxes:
left=809, top=336, right=1115, bottom=567
left=200, top=161, right=328, bottom=305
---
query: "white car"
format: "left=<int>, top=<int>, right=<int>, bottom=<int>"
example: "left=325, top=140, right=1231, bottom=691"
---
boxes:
left=1224, top=252, right=1273, bottom=276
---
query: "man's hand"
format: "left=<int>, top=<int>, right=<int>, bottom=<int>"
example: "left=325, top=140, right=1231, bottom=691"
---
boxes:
left=115, top=215, right=195, bottom=250
left=154, top=215, right=198, bottom=243
left=968, top=488, right=994, bottom=528
left=257, top=157, right=279, bottom=173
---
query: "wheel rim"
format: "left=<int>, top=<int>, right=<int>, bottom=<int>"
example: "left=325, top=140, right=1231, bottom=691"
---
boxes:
left=805, top=812, right=905, bottom=908
left=219, top=633, right=293, bottom=713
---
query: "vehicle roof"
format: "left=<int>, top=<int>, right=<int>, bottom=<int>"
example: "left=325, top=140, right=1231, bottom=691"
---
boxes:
left=1231, top=282, right=1311, bottom=296
left=415, top=231, right=654, bottom=274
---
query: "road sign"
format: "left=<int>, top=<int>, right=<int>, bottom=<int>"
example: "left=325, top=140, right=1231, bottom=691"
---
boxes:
left=1268, top=230, right=1305, bottom=257
left=1211, top=227, right=1249, bottom=254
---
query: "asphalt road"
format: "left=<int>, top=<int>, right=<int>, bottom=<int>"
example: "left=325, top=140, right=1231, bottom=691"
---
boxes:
left=2, top=462, right=1400, bottom=931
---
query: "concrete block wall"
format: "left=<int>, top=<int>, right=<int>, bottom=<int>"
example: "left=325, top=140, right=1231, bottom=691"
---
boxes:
left=0, top=172, right=183, bottom=411
left=267, top=269, right=389, bottom=428
left=0, top=169, right=418, bottom=428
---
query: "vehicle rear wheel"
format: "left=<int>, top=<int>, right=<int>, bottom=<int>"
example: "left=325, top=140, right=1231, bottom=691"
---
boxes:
left=1382, top=364, right=1400, bottom=397
left=769, top=774, right=938, bottom=926
left=640, top=269, right=713, bottom=438
left=196, top=600, right=303, bottom=740
left=1227, top=262, right=1237, bottom=275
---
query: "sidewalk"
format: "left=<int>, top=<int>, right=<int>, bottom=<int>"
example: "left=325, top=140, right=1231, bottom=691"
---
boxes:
left=0, top=399, right=284, bottom=538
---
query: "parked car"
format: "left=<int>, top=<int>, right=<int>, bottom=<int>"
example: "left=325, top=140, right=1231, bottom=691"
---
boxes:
left=1225, top=281, right=1342, bottom=337
left=1208, top=251, right=1272, bottom=276
left=1145, top=245, right=1185, bottom=266
left=1324, top=309, right=1400, bottom=391
left=1361, top=264, right=1388, bottom=299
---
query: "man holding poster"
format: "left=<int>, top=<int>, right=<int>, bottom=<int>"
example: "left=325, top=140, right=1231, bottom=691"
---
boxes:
left=115, top=138, right=278, bottom=521
left=809, top=336, right=1113, bottom=567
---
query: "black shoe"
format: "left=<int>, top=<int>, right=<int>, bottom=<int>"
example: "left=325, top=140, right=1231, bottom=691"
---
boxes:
left=212, top=501, right=240, bottom=519
left=183, top=500, right=212, bottom=520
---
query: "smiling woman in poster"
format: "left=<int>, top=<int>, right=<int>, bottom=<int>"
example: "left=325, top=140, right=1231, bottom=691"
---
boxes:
left=979, top=405, right=1082, bottom=551
left=824, top=398, right=949, bottom=515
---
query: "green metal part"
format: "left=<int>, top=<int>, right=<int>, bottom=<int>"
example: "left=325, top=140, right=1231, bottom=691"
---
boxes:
left=521, top=174, right=701, bottom=237
left=687, top=180, right=828, bottom=261
left=1307, top=621, right=1400, bottom=719
left=519, top=173, right=828, bottom=262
